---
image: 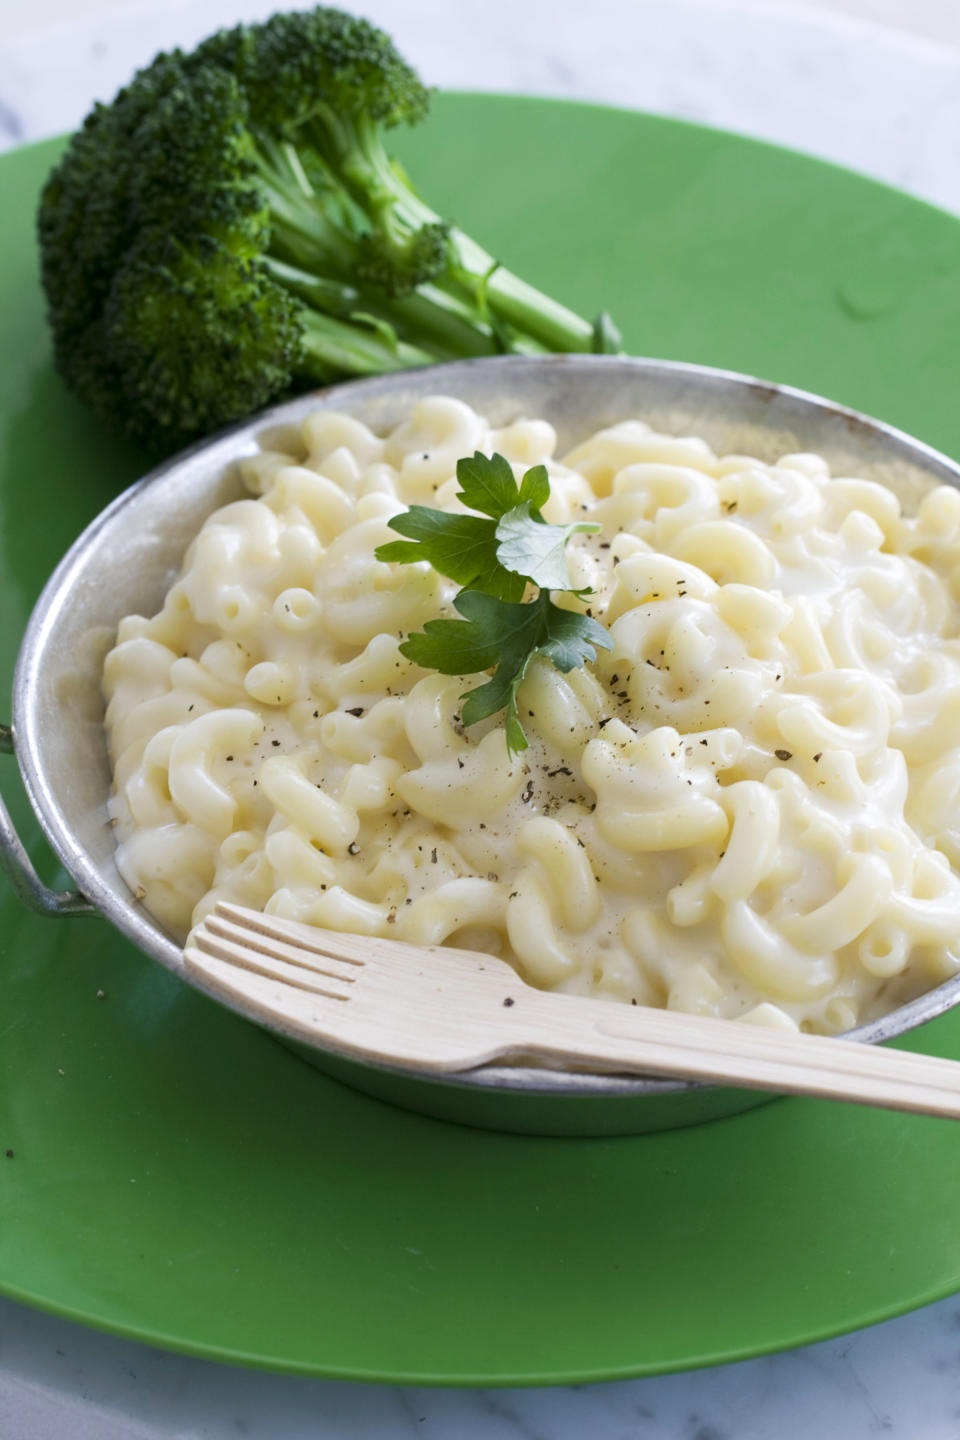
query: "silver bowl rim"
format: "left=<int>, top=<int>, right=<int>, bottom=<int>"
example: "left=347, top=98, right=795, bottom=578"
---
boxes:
left=12, top=352, right=960, bottom=1099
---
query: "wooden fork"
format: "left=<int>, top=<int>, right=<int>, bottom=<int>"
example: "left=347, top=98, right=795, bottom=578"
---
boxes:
left=183, top=903, right=960, bottom=1119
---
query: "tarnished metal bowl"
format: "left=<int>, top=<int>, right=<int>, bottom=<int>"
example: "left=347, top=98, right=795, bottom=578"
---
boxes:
left=4, top=354, right=960, bottom=1136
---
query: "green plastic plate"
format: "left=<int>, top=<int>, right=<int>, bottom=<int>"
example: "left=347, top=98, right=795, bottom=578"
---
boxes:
left=3, top=96, right=960, bottom=1385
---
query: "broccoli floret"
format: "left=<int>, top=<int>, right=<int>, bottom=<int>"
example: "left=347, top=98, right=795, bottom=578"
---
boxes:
left=104, top=233, right=305, bottom=451
left=38, top=5, right=621, bottom=452
left=355, top=221, right=451, bottom=297
left=195, top=8, right=431, bottom=131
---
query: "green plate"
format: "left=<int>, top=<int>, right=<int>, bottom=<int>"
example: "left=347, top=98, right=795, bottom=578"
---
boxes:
left=3, top=95, right=960, bottom=1385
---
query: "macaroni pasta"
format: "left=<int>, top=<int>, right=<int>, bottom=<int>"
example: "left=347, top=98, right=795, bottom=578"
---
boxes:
left=103, top=397, right=960, bottom=1034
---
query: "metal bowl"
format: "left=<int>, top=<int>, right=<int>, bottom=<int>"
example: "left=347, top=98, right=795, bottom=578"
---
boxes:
left=5, top=354, right=960, bottom=1136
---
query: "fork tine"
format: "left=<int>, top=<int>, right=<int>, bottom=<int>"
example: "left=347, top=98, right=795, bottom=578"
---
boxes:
left=190, top=924, right=353, bottom=1001
left=213, top=902, right=439, bottom=972
left=202, top=911, right=361, bottom=986
left=214, top=902, right=367, bottom=967
left=184, top=948, right=344, bottom=1042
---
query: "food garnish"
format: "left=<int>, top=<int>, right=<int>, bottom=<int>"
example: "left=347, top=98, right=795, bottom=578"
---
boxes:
left=376, top=451, right=611, bottom=753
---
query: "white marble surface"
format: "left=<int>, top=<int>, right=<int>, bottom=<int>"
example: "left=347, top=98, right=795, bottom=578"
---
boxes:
left=3, top=0, right=960, bottom=215
left=3, top=1, right=960, bottom=1436
left=5, top=1283, right=960, bottom=1440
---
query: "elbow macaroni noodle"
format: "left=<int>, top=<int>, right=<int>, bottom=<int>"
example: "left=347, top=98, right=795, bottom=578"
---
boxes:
left=103, top=397, right=960, bottom=1034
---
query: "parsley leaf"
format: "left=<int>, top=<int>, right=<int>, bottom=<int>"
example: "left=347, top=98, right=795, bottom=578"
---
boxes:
left=374, top=451, right=533, bottom=601
left=376, top=507, right=525, bottom=601
left=495, top=501, right=599, bottom=592
left=376, top=450, right=612, bottom=753
left=400, top=591, right=611, bottom=753
left=517, top=464, right=550, bottom=512
left=454, top=450, right=524, bottom=518
left=375, top=451, right=597, bottom=597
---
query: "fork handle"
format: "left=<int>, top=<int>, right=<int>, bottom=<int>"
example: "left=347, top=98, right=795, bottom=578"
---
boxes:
left=511, top=989, right=960, bottom=1119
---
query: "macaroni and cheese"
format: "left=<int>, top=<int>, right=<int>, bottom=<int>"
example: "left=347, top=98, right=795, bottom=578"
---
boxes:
left=103, top=397, right=960, bottom=1034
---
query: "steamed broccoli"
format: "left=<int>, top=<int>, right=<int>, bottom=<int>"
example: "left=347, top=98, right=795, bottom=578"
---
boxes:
left=38, top=7, right=622, bottom=452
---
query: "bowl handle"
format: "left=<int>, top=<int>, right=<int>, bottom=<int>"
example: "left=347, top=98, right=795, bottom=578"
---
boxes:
left=0, top=724, right=96, bottom=918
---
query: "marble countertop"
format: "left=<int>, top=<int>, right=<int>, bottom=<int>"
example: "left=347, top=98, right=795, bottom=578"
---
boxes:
left=4, top=0, right=960, bottom=216
left=3, top=1, right=960, bottom=1436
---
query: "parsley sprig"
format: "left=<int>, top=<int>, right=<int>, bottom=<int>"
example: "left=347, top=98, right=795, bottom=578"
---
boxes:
left=374, top=452, right=612, bottom=753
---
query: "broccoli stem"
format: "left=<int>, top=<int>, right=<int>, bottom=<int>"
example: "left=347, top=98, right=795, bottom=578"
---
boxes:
left=227, top=109, right=611, bottom=420
left=298, top=308, right=437, bottom=377
left=255, top=139, right=553, bottom=366
left=261, top=256, right=361, bottom=317
left=386, top=283, right=503, bottom=358
left=251, top=142, right=360, bottom=281
left=449, top=233, right=596, bottom=353
left=322, top=112, right=598, bottom=355
left=266, top=255, right=508, bottom=362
